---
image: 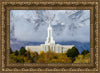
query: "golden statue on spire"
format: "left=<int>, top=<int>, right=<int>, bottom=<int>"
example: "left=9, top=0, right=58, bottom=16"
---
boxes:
left=49, top=16, right=51, bottom=20
left=49, top=16, right=51, bottom=26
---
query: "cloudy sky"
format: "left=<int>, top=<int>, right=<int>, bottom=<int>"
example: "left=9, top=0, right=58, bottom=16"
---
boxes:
left=10, top=10, right=90, bottom=44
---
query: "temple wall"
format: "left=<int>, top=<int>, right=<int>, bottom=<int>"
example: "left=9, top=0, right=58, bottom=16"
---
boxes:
left=25, top=44, right=74, bottom=54
left=25, top=46, right=43, bottom=54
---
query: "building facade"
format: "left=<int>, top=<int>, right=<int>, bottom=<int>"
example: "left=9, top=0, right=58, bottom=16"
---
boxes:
left=25, top=17, right=74, bottom=54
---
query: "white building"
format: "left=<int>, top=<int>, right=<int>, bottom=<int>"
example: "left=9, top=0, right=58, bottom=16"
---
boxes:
left=26, top=17, right=74, bottom=54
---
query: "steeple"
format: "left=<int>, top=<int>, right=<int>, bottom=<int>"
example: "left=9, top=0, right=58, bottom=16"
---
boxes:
left=49, top=16, right=51, bottom=27
left=45, top=16, right=55, bottom=45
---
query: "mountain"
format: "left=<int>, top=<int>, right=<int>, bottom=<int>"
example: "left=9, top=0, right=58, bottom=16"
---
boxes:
left=56, top=41, right=90, bottom=53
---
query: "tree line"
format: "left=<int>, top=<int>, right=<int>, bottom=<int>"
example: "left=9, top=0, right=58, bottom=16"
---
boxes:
left=10, top=46, right=90, bottom=63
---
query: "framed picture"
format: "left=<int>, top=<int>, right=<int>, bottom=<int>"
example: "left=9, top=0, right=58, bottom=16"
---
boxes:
left=0, top=0, right=99, bottom=73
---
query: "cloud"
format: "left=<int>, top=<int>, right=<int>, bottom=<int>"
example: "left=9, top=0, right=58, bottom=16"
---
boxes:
left=10, top=10, right=90, bottom=43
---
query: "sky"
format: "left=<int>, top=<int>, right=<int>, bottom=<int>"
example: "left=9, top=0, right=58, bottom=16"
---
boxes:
left=10, top=10, right=90, bottom=44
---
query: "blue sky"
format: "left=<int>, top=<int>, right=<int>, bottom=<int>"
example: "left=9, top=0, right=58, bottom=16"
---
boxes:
left=10, top=10, right=90, bottom=44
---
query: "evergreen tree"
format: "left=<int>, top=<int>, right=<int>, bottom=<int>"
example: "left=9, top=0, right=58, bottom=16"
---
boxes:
left=66, top=47, right=79, bottom=62
left=66, top=47, right=79, bottom=58
left=19, top=47, right=26, bottom=55
left=81, top=49, right=89, bottom=55
left=86, top=50, right=89, bottom=53
left=10, top=48, right=13, bottom=54
left=14, top=50, right=19, bottom=56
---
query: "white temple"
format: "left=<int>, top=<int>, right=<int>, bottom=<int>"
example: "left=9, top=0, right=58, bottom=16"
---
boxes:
left=25, top=17, right=74, bottom=54
left=45, top=17, right=55, bottom=45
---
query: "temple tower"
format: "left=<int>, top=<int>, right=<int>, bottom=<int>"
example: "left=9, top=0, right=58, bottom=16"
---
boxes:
left=45, top=17, right=55, bottom=45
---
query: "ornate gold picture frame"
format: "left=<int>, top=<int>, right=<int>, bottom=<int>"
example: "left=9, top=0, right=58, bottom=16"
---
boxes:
left=0, top=0, right=99, bottom=73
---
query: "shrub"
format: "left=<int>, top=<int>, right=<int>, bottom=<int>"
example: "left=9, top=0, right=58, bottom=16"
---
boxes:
left=32, top=56, right=38, bottom=63
left=81, top=49, right=89, bottom=55
left=33, top=52, right=38, bottom=57
left=15, top=57, right=25, bottom=63
left=30, top=52, right=38, bottom=63
left=37, top=51, right=72, bottom=63
left=49, top=53, right=72, bottom=63
left=27, top=51, right=31, bottom=60
left=74, top=53, right=90, bottom=63
left=10, top=54, right=25, bottom=63
left=14, top=50, right=19, bottom=56
left=24, top=52, right=27, bottom=56
left=40, top=51, right=44, bottom=55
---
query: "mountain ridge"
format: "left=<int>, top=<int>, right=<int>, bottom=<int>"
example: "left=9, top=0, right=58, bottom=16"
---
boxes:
left=10, top=41, right=90, bottom=54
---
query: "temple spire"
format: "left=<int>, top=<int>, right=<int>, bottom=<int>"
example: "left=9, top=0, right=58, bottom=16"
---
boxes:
left=45, top=16, right=55, bottom=45
left=49, top=16, right=51, bottom=27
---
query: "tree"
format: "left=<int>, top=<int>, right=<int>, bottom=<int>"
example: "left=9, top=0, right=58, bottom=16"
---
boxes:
left=86, top=50, right=89, bottom=53
left=10, top=48, right=13, bottom=54
left=74, top=53, right=90, bottom=63
left=19, top=47, right=26, bottom=55
left=14, top=50, right=19, bottom=56
left=66, top=47, right=79, bottom=58
left=32, top=56, right=38, bottom=63
left=15, top=57, right=25, bottom=63
left=27, top=51, right=31, bottom=60
left=66, top=47, right=79, bottom=62
left=33, top=52, right=38, bottom=57
left=81, top=49, right=89, bottom=55
left=24, top=52, right=27, bottom=56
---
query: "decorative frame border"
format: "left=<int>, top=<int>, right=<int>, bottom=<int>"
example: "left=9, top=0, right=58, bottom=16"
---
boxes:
left=1, top=1, right=99, bottom=72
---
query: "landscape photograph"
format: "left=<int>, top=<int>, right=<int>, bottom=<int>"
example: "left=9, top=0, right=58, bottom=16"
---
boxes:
left=10, top=10, right=90, bottom=63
